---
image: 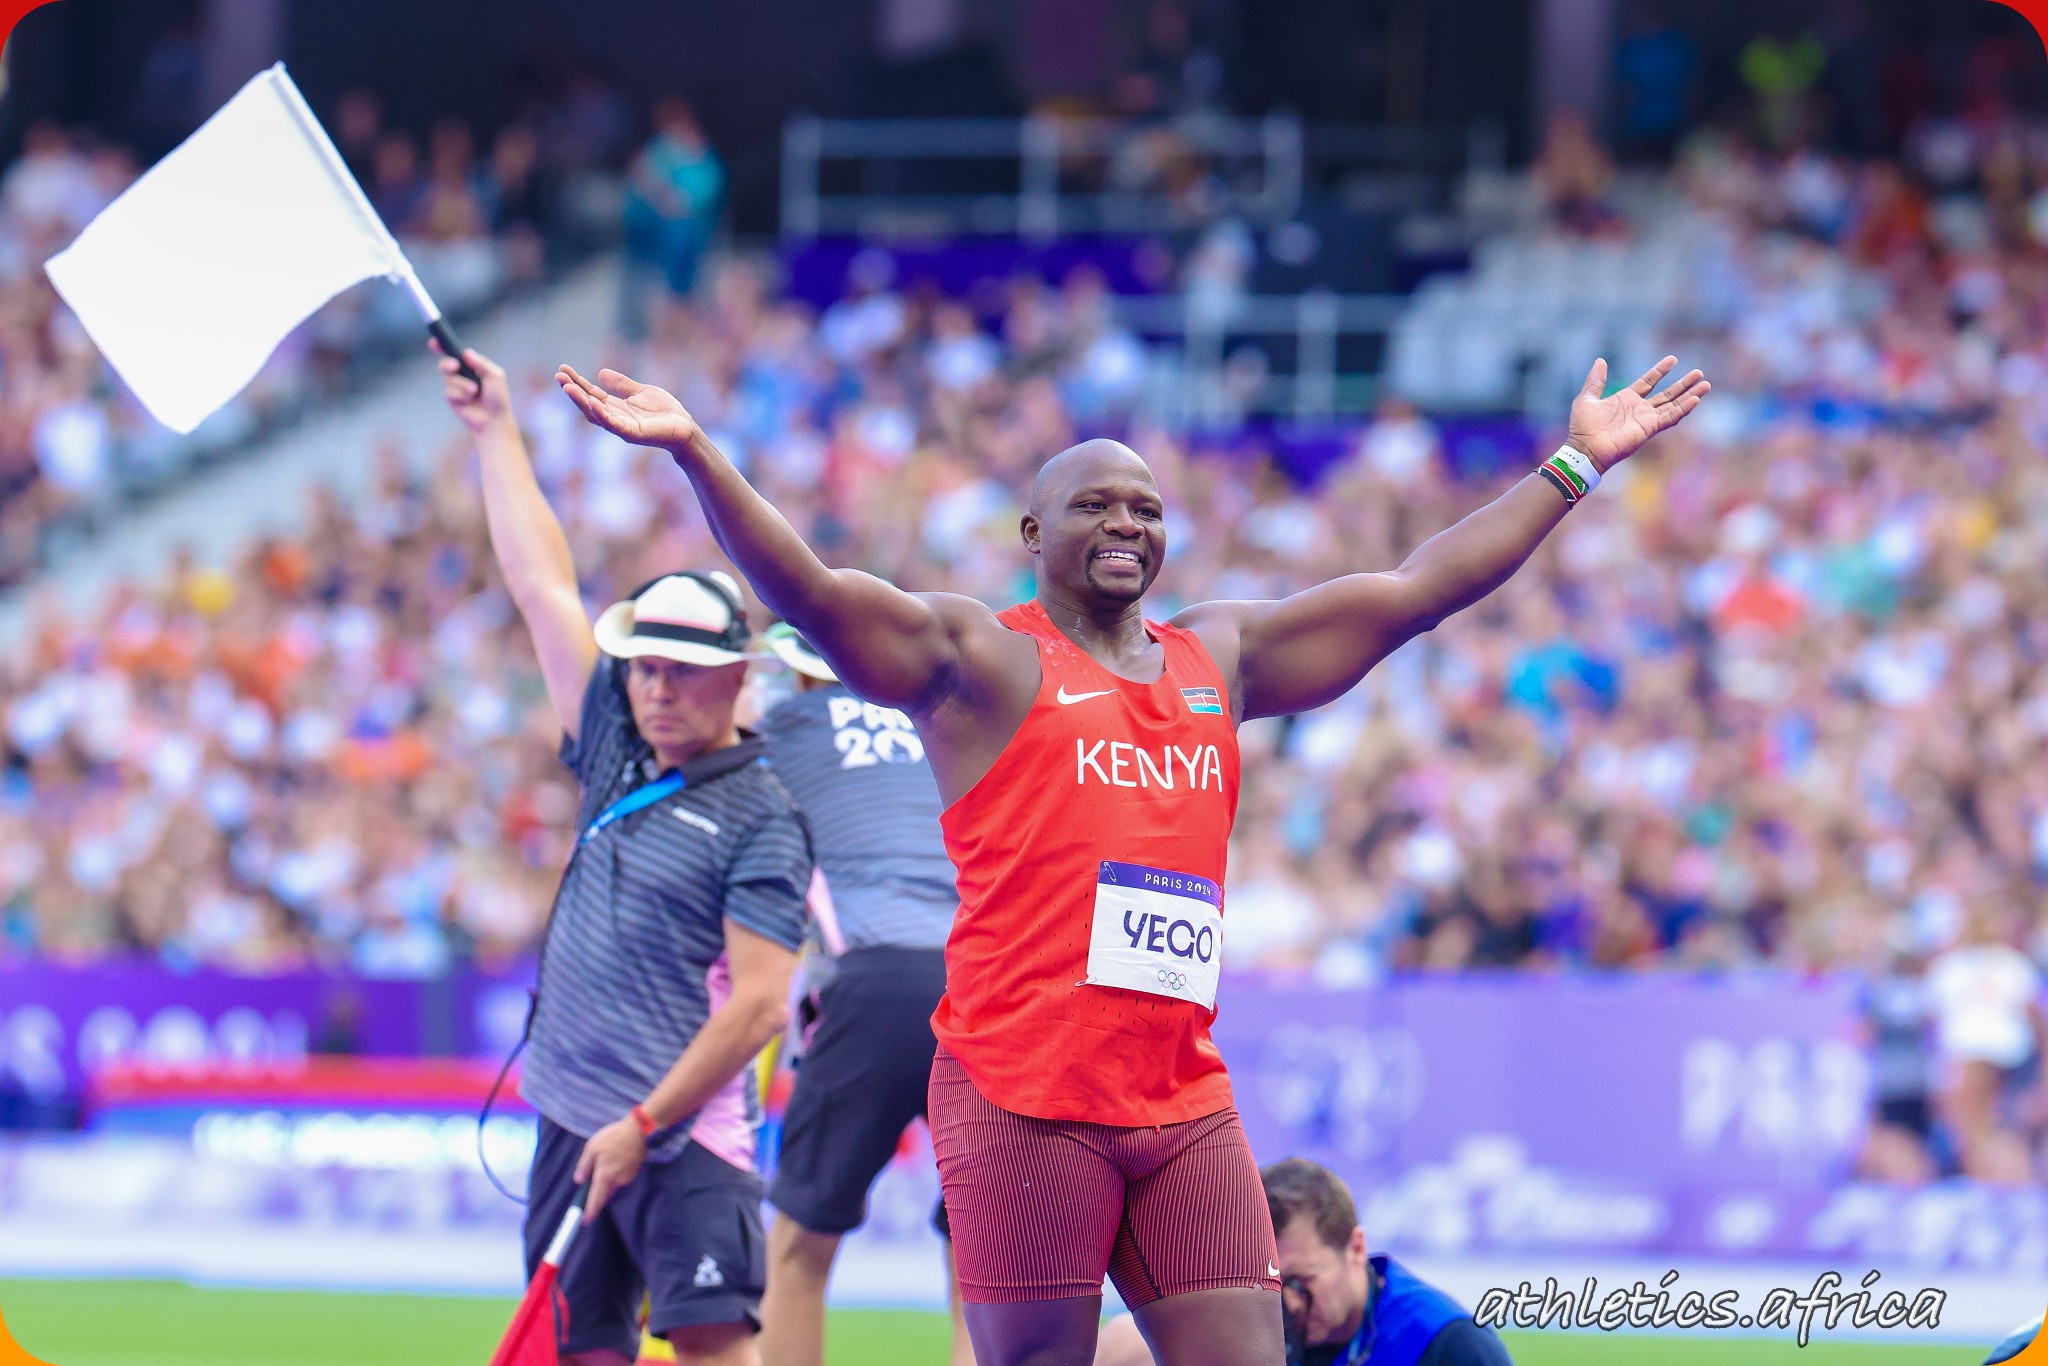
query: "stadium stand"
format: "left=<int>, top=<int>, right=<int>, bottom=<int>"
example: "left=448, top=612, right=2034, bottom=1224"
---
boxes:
left=9, top=69, right=2048, bottom=1197
left=0, top=86, right=630, bottom=589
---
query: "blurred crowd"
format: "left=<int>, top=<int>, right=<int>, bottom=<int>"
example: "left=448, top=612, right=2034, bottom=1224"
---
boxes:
left=0, top=77, right=668, bottom=588
left=0, top=122, right=146, bottom=583
left=1519, top=101, right=2048, bottom=1186
left=11, top=89, right=2048, bottom=1185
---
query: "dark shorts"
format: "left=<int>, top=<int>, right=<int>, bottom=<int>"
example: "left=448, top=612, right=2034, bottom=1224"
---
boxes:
left=927, top=1049, right=1279, bottom=1308
left=769, top=947, right=947, bottom=1236
left=1876, top=1094, right=1931, bottom=1136
left=524, top=1117, right=766, bottom=1357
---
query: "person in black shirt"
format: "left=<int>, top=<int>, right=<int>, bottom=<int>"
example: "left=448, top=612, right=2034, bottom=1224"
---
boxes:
left=1096, top=1159, right=1511, bottom=1366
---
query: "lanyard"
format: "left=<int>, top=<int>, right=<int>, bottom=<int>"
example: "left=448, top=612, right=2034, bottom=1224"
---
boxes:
left=480, top=766, right=684, bottom=1206
left=576, top=771, right=686, bottom=849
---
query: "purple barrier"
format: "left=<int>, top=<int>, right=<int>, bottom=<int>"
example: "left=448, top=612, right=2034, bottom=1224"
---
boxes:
left=13, top=962, right=2037, bottom=1270
left=1213, top=973, right=1875, bottom=1258
left=1437, top=414, right=1540, bottom=482
left=780, top=235, right=1173, bottom=311
left=0, top=961, right=536, bottom=1105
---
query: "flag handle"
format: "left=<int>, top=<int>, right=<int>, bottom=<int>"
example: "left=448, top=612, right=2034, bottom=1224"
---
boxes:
left=263, top=66, right=484, bottom=395
left=543, top=1181, right=592, bottom=1268
left=428, top=316, right=485, bottom=390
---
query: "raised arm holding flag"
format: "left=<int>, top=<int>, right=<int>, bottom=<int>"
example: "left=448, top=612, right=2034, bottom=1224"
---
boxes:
left=42, top=63, right=477, bottom=436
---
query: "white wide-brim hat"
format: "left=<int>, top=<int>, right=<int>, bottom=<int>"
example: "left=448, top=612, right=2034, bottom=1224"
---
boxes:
left=593, top=571, right=752, bottom=667
left=763, top=621, right=838, bottom=682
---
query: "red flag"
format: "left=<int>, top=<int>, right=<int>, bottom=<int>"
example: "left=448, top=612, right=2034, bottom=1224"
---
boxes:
left=488, top=1187, right=587, bottom=1366
left=487, top=1265, right=568, bottom=1366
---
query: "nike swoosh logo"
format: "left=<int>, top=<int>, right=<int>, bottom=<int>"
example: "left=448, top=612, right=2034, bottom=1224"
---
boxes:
left=1056, top=686, right=1115, bottom=705
left=1268, top=1263, right=1281, bottom=1278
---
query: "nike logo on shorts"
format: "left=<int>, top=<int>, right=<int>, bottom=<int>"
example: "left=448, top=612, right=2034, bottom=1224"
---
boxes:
left=1057, top=686, right=1115, bottom=705
left=1268, top=1262, right=1281, bottom=1278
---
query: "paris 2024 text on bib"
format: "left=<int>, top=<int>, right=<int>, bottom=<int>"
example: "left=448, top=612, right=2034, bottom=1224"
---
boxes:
left=1085, top=859, right=1223, bottom=1010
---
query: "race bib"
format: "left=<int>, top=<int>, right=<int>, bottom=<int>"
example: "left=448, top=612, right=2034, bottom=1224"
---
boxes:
left=1084, top=860, right=1223, bottom=1010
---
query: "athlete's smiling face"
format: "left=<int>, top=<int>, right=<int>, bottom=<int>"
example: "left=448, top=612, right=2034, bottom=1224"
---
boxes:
left=1022, top=440, right=1165, bottom=605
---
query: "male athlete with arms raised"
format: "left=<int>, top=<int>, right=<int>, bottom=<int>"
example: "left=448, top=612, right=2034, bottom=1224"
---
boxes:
left=556, top=354, right=1708, bottom=1366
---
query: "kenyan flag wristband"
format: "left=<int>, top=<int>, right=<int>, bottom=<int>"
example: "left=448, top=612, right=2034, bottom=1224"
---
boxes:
left=1536, top=463, right=1577, bottom=504
left=1538, top=443, right=1600, bottom=505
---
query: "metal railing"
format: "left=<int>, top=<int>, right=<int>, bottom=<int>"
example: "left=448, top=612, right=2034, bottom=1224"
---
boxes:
left=1112, top=290, right=1408, bottom=423
left=781, top=113, right=1304, bottom=241
left=779, top=114, right=1503, bottom=242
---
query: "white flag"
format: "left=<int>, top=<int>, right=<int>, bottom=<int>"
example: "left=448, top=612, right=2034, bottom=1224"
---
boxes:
left=44, top=65, right=405, bottom=435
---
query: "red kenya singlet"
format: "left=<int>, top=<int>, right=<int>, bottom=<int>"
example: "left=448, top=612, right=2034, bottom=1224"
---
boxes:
left=933, top=600, right=1240, bottom=1126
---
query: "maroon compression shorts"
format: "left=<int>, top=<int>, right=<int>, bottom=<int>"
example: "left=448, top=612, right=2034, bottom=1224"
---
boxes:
left=928, top=1048, right=1280, bottom=1307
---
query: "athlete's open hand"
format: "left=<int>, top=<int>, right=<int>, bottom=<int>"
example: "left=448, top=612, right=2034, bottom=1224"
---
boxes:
left=1565, top=356, right=1709, bottom=473
left=556, top=364, right=702, bottom=453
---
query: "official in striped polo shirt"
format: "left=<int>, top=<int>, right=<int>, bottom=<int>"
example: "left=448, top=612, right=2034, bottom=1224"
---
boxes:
left=441, top=344, right=814, bottom=1366
left=751, top=625, right=971, bottom=1366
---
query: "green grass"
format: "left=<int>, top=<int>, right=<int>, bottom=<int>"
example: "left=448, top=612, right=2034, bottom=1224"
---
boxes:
left=1, top=1281, right=516, bottom=1366
left=1494, top=1335, right=1981, bottom=1365
left=0, top=1280, right=1992, bottom=1365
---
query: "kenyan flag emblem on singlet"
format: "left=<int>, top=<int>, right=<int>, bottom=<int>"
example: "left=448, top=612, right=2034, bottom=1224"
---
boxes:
left=1181, top=687, right=1223, bottom=715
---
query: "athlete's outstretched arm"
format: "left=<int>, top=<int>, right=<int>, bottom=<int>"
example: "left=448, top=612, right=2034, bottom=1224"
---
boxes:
left=556, top=364, right=972, bottom=712
left=1181, top=356, right=1708, bottom=721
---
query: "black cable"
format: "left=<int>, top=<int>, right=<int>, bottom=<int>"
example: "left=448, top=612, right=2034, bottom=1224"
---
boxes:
left=477, top=1008, right=532, bottom=1206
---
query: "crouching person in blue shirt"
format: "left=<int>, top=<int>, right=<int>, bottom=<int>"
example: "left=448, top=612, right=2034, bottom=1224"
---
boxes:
left=1096, top=1158, right=1511, bottom=1366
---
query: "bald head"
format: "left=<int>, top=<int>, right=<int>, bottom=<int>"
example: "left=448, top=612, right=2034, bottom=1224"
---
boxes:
left=1022, top=439, right=1165, bottom=607
left=1029, top=439, right=1155, bottom=516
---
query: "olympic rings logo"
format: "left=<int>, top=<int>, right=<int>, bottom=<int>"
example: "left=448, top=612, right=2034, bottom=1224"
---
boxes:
left=1157, top=970, right=1188, bottom=991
